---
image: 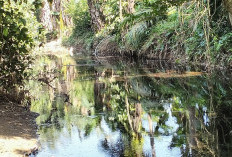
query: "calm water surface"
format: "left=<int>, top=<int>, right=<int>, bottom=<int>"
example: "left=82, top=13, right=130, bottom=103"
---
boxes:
left=29, top=55, right=232, bottom=157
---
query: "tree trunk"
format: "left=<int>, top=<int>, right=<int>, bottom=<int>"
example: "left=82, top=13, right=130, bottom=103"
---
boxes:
left=119, top=0, right=123, bottom=20
left=127, top=0, right=135, bottom=14
left=188, top=106, right=197, bottom=153
left=51, top=0, right=61, bottom=30
left=224, top=0, right=232, bottom=26
left=87, top=0, right=105, bottom=32
left=229, top=13, right=232, bottom=26
left=40, top=0, right=54, bottom=31
left=40, top=0, right=72, bottom=32
left=148, top=113, right=156, bottom=157
left=131, top=103, right=142, bottom=133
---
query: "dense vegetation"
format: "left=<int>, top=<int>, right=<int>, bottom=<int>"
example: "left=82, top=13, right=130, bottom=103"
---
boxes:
left=1, top=0, right=232, bottom=91
left=64, top=0, right=232, bottom=67
left=0, top=0, right=69, bottom=92
left=0, top=0, right=39, bottom=92
left=1, top=1, right=232, bottom=155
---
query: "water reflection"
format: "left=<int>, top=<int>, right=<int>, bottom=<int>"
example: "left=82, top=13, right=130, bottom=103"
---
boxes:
left=29, top=55, right=232, bottom=157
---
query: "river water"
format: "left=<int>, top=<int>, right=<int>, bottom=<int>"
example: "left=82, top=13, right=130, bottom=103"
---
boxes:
left=29, top=54, right=232, bottom=157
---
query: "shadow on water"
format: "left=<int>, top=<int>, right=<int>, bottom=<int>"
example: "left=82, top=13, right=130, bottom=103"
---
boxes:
left=29, top=55, right=232, bottom=157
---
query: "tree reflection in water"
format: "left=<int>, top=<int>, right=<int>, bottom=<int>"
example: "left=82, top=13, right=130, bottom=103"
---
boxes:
left=29, top=55, right=232, bottom=157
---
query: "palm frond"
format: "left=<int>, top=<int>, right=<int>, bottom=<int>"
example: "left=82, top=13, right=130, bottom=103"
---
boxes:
left=124, top=22, right=148, bottom=51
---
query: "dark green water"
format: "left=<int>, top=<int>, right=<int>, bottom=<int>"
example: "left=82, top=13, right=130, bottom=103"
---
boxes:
left=30, top=55, right=232, bottom=157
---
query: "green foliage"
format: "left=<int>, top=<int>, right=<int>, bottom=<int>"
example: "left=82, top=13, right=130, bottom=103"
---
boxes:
left=135, top=0, right=232, bottom=65
left=184, top=26, right=207, bottom=59
left=114, top=0, right=187, bottom=55
left=101, top=0, right=122, bottom=24
left=141, top=9, right=178, bottom=53
left=179, top=1, right=232, bottom=64
left=214, top=33, right=232, bottom=52
left=62, top=0, right=94, bottom=51
left=0, top=0, right=36, bottom=90
left=124, top=22, right=148, bottom=51
left=63, top=0, right=232, bottom=66
left=71, top=0, right=91, bottom=35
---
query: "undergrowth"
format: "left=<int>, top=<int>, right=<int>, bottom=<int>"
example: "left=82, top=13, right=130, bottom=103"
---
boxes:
left=63, top=0, right=232, bottom=68
left=61, top=0, right=94, bottom=53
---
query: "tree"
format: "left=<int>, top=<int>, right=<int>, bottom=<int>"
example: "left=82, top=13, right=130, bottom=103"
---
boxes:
left=39, top=0, right=72, bottom=34
left=127, top=0, right=135, bottom=14
left=224, top=0, right=232, bottom=26
left=0, top=0, right=34, bottom=91
left=39, top=0, right=54, bottom=31
left=87, top=0, right=105, bottom=32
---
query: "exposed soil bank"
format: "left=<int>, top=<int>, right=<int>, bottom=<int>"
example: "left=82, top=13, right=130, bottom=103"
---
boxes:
left=0, top=102, right=39, bottom=156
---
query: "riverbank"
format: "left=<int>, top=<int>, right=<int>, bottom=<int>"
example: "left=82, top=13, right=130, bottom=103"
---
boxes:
left=0, top=102, right=39, bottom=157
left=0, top=39, right=74, bottom=157
left=0, top=37, right=229, bottom=156
left=64, top=32, right=232, bottom=71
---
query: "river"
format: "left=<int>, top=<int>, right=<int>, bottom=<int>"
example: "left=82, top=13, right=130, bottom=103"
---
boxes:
left=28, top=54, right=232, bottom=157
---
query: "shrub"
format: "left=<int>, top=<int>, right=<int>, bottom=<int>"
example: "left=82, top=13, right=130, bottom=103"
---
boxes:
left=0, top=0, right=35, bottom=91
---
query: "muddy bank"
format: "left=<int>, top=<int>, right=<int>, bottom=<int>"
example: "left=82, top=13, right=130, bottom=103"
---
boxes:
left=0, top=102, right=39, bottom=157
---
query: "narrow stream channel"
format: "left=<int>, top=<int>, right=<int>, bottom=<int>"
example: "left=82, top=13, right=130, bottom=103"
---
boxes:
left=29, top=54, right=232, bottom=157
